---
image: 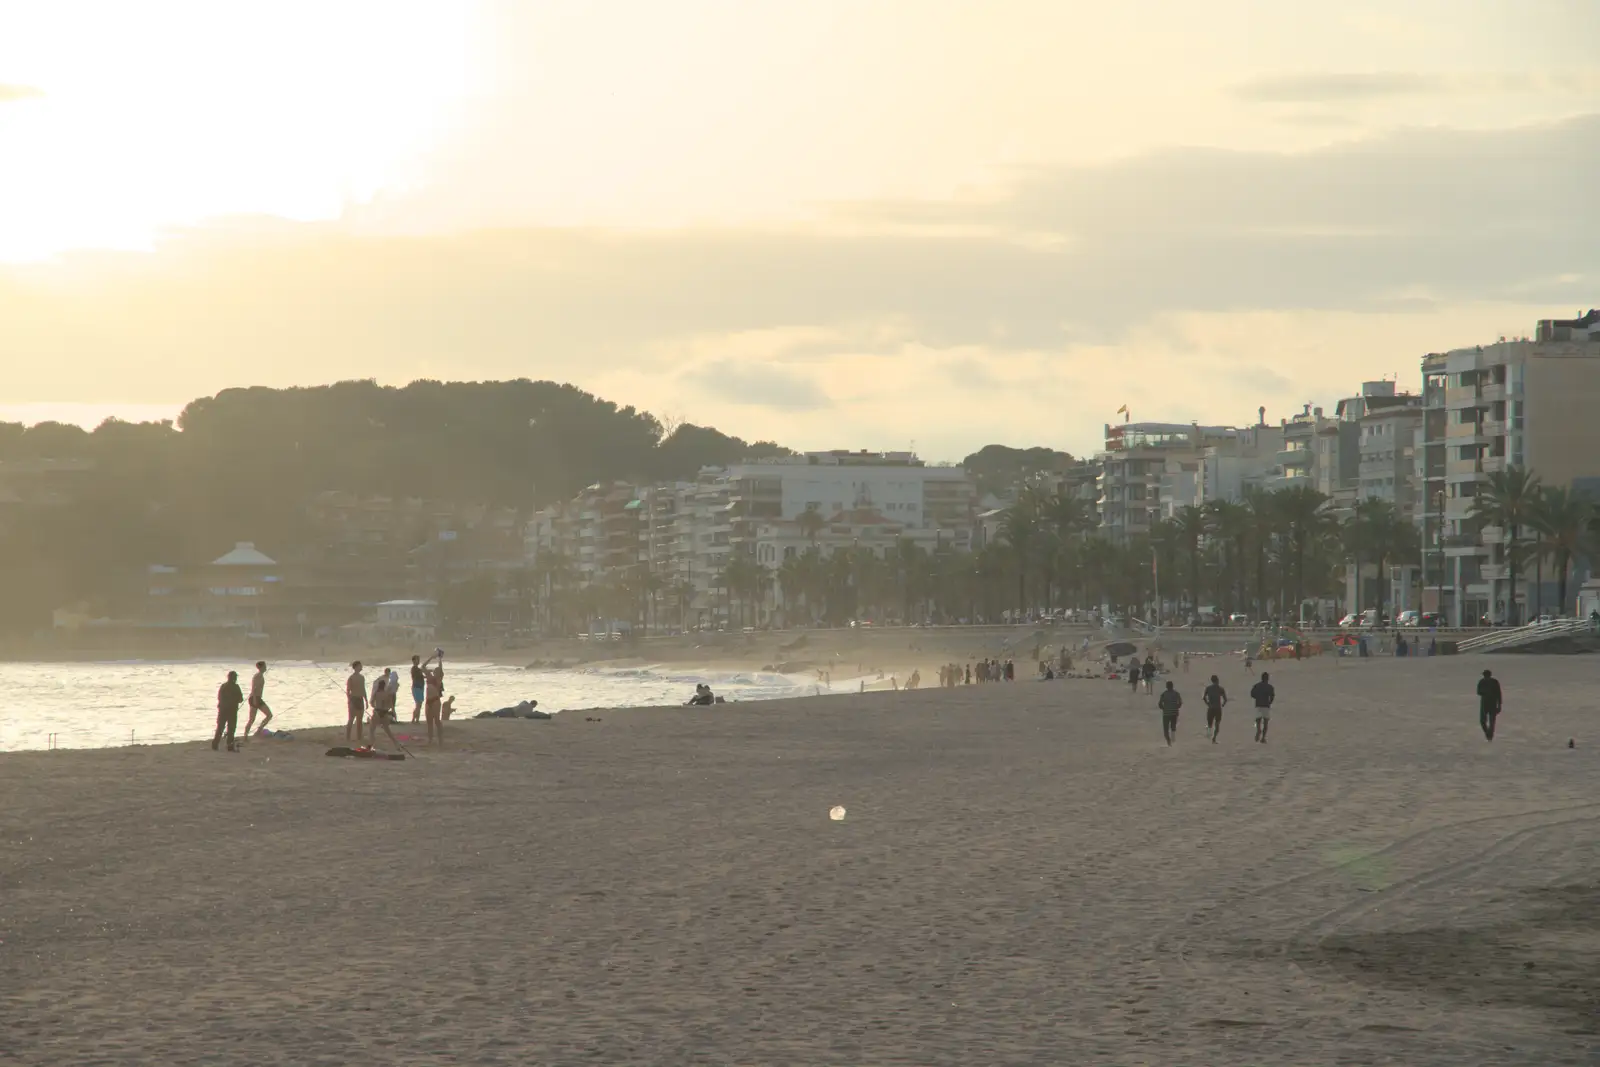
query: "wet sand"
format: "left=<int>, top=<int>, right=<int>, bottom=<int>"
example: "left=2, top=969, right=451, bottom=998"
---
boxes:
left=2, top=654, right=1597, bottom=1064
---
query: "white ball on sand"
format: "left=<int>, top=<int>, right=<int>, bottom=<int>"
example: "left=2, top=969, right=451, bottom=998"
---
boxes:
left=829, top=805, right=847, bottom=822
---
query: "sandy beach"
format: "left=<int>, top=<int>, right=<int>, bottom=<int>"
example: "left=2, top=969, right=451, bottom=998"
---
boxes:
left=2, top=653, right=1597, bottom=1064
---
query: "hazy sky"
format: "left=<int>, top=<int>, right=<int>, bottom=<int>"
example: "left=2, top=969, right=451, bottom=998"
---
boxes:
left=2, top=0, right=1598, bottom=459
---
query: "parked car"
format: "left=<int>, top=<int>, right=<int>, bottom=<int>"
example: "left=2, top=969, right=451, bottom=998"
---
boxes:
left=1227, top=613, right=1251, bottom=625
left=1419, top=612, right=1444, bottom=627
left=1397, top=610, right=1420, bottom=627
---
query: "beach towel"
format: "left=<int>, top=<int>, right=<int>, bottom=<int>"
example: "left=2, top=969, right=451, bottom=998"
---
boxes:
left=325, top=746, right=406, bottom=761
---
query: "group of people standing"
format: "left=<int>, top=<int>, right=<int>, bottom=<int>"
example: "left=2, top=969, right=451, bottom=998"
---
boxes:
left=935, top=660, right=1015, bottom=686
left=346, top=652, right=448, bottom=746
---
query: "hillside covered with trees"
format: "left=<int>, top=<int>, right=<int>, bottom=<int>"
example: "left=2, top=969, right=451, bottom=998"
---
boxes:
left=0, top=379, right=795, bottom=633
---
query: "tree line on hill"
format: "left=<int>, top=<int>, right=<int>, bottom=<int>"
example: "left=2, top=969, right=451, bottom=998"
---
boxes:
left=0, top=379, right=1083, bottom=636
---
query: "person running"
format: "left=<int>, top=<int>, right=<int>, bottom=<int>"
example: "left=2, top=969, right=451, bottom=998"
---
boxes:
left=243, top=660, right=273, bottom=737
left=1158, top=680, right=1183, bottom=746
left=345, top=661, right=367, bottom=742
left=1477, top=669, right=1503, bottom=741
left=213, top=670, right=245, bottom=752
left=1141, top=656, right=1157, bottom=694
left=410, top=654, right=427, bottom=722
left=1202, top=673, right=1228, bottom=743
left=1250, top=671, right=1275, bottom=743
left=424, top=653, right=446, bottom=745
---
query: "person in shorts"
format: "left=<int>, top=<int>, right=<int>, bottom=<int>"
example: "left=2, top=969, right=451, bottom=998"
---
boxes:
left=1158, top=681, right=1182, bottom=745
left=410, top=654, right=427, bottom=722
left=346, top=661, right=367, bottom=743
left=1141, top=656, right=1157, bottom=694
left=1127, top=660, right=1142, bottom=697
left=1202, top=674, right=1228, bottom=743
left=244, top=660, right=272, bottom=738
left=1250, top=671, right=1275, bottom=743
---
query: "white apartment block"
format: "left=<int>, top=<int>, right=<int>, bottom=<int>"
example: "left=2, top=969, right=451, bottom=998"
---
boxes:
left=525, top=451, right=977, bottom=628
left=1097, top=422, right=1239, bottom=538
left=1419, top=310, right=1600, bottom=626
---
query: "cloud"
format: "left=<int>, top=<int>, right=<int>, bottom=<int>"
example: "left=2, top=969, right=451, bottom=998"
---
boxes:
left=0, top=83, right=44, bottom=104
left=681, top=360, right=831, bottom=412
left=3, top=113, right=1598, bottom=456
left=1231, top=70, right=1600, bottom=104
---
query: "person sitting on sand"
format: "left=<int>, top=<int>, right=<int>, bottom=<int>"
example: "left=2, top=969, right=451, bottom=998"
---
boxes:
left=243, top=660, right=273, bottom=738
left=440, top=695, right=456, bottom=720
left=213, top=670, right=245, bottom=752
left=687, top=684, right=715, bottom=706
left=346, top=661, right=367, bottom=742
left=1158, top=680, right=1182, bottom=746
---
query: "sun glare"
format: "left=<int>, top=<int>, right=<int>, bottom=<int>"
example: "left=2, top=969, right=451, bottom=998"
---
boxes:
left=0, top=1, right=480, bottom=263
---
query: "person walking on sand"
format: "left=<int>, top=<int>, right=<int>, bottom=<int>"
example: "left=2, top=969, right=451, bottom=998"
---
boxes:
left=1250, top=671, right=1275, bottom=743
left=1477, top=669, right=1503, bottom=741
left=1203, top=673, right=1228, bottom=743
left=213, top=670, right=245, bottom=752
left=1127, top=660, right=1142, bottom=698
left=1158, top=680, right=1183, bottom=746
left=1141, top=656, right=1157, bottom=694
left=243, top=660, right=273, bottom=738
left=345, top=661, right=367, bottom=743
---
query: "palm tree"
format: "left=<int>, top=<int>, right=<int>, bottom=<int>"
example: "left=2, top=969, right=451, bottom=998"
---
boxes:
left=1470, top=468, right=1542, bottom=625
left=796, top=505, right=826, bottom=544
left=1204, top=500, right=1250, bottom=619
left=1345, top=498, right=1416, bottom=626
left=1172, top=505, right=1207, bottom=621
left=1531, top=485, right=1594, bottom=615
left=1000, top=503, right=1040, bottom=619
left=1272, top=485, right=1333, bottom=623
left=1242, top=488, right=1276, bottom=620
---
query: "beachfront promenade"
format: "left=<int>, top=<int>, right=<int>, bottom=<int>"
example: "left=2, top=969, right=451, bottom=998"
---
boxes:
left=2, top=655, right=1596, bottom=1064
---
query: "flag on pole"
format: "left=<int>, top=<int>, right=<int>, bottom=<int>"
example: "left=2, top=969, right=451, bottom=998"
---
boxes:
left=1116, top=404, right=1128, bottom=415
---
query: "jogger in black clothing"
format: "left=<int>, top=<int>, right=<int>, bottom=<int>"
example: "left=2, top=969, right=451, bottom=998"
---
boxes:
left=1202, top=674, right=1228, bottom=743
left=1477, top=669, right=1503, bottom=740
left=1250, top=672, right=1275, bottom=743
left=1158, top=681, right=1182, bottom=746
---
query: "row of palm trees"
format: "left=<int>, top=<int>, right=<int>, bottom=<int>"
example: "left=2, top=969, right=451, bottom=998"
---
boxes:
left=1465, top=468, right=1596, bottom=624
left=447, top=468, right=1597, bottom=634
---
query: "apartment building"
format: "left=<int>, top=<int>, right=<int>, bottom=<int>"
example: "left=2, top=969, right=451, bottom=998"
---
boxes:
left=1097, top=422, right=1239, bottom=538
left=1419, top=310, right=1600, bottom=625
left=526, top=451, right=978, bottom=629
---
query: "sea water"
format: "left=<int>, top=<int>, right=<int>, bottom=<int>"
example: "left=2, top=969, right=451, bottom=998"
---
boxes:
left=0, top=660, right=839, bottom=752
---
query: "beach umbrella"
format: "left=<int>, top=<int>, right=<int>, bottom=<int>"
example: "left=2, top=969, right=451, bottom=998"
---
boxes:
left=1332, top=633, right=1358, bottom=647
left=1105, top=641, right=1137, bottom=657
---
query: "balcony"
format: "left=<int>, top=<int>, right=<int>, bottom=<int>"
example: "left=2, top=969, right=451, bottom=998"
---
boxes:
left=1444, top=422, right=1489, bottom=442
left=1480, top=455, right=1507, bottom=474
left=1481, top=419, right=1506, bottom=437
left=1480, top=563, right=1509, bottom=581
left=1480, top=525, right=1506, bottom=543
left=1446, top=391, right=1486, bottom=411
left=1480, top=383, right=1506, bottom=403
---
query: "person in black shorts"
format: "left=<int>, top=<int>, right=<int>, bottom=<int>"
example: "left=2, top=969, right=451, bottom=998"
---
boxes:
left=1158, top=680, right=1182, bottom=745
left=1127, top=660, right=1142, bottom=697
left=1202, top=673, right=1228, bottom=743
left=345, top=661, right=367, bottom=743
left=243, top=660, right=272, bottom=737
left=1477, top=669, right=1503, bottom=741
